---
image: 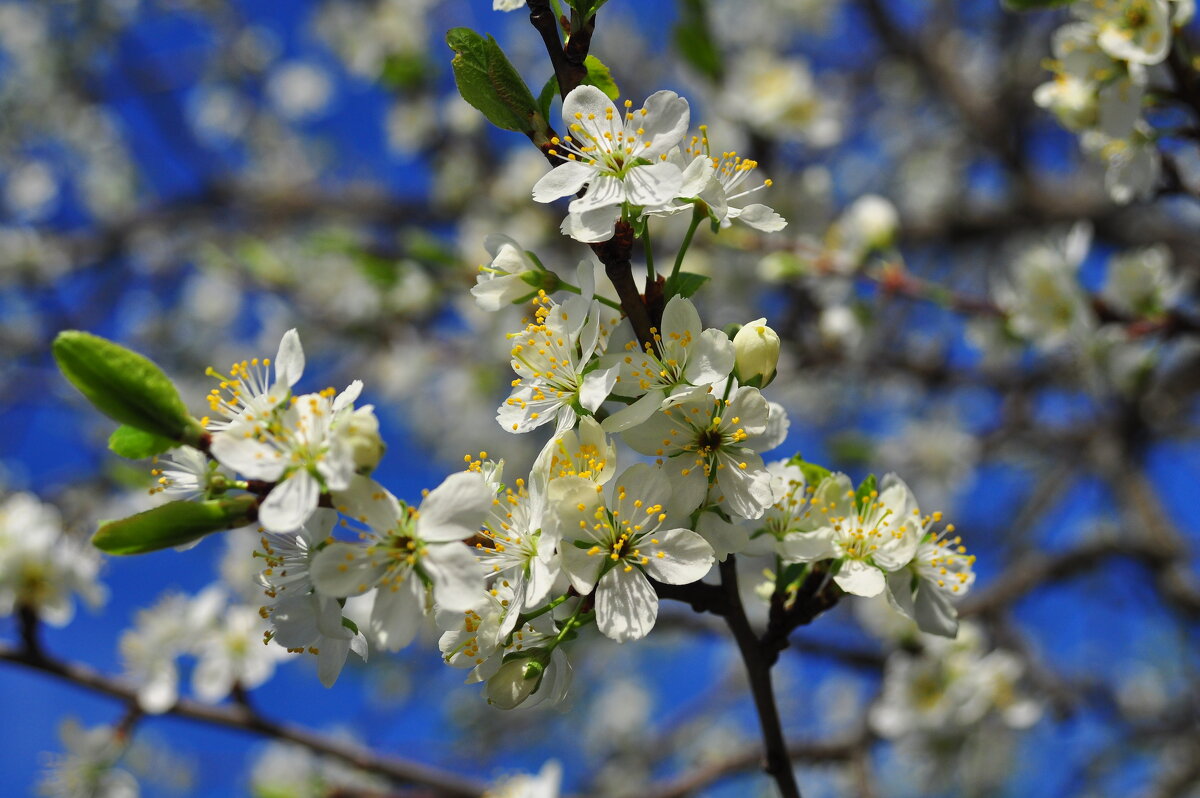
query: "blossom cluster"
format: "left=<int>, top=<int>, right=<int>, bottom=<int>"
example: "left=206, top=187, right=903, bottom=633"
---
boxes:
left=88, top=84, right=982, bottom=715
left=1035, top=0, right=1194, bottom=203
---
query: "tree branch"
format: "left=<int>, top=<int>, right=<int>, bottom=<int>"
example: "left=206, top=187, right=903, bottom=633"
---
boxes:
left=718, top=556, right=803, bottom=798
left=0, top=642, right=487, bottom=798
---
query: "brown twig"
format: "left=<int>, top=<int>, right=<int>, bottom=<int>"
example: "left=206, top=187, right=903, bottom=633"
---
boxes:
left=0, top=640, right=487, bottom=797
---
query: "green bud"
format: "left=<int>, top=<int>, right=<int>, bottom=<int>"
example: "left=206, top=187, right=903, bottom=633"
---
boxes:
left=485, top=650, right=550, bottom=709
left=93, top=495, right=258, bottom=555
left=53, top=331, right=205, bottom=446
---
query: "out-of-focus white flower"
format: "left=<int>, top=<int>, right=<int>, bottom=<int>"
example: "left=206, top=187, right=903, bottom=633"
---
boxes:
left=722, top=51, right=841, bottom=146
left=1083, top=122, right=1161, bottom=204
left=189, top=592, right=287, bottom=703
left=878, top=418, right=980, bottom=510
left=870, top=624, right=1042, bottom=739
left=1074, top=0, right=1171, bottom=65
left=486, top=760, right=562, bottom=798
left=0, top=493, right=105, bottom=627
left=5, top=160, right=59, bottom=220
left=996, top=223, right=1095, bottom=350
left=120, top=592, right=193, bottom=713
left=38, top=719, right=137, bottom=798
left=1102, top=244, right=1181, bottom=317
left=266, top=61, right=334, bottom=120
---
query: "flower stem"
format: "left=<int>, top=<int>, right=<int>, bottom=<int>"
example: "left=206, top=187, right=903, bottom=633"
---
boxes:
left=669, top=206, right=705, bottom=285
left=644, top=223, right=657, bottom=284
left=560, top=280, right=624, bottom=311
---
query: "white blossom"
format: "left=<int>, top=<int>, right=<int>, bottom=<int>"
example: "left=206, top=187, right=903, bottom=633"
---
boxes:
left=498, top=273, right=617, bottom=435
left=309, top=471, right=492, bottom=650
left=547, top=464, right=713, bottom=643
left=598, top=296, right=735, bottom=433
left=533, top=86, right=689, bottom=242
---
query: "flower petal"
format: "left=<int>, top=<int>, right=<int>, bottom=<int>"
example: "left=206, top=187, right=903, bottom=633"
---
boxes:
left=834, top=559, right=885, bottom=597
left=623, top=161, right=683, bottom=207
left=259, top=469, right=320, bottom=533
left=733, top=203, right=787, bottom=232
left=210, top=426, right=287, bottom=481
left=274, top=328, right=305, bottom=389
left=418, top=471, right=492, bottom=542
left=532, top=160, right=597, bottom=203
left=635, top=90, right=690, bottom=159
left=641, top=527, right=714, bottom=584
left=310, top=542, right=389, bottom=597
left=596, top=566, right=658, bottom=642
left=369, top=578, right=425, bottom=651
left=425, top=542, right=485, bottom=612
left=561, top=205, right=621, bottom=243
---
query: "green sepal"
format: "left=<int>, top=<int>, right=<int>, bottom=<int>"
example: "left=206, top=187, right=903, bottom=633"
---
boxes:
left=446, top=28, right=548, bottom=140
left=341, top=616, right=360, bottom=635
left=93, top=495, right=259, bottom=555
left=854, top=474, right=877, bottom=514
left=664, top=271, right=710, bottom=299
left=53, top=331, right=205, bottom=446
left=108, top=425, right=178, bottom=460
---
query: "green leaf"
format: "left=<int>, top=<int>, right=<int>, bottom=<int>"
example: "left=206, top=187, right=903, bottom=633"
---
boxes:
left=538, top=75, right=558, bottom=125
left=854, top=474, right=877, bottom=514
left=380, top=52, right=428, bottom=91
left=53, top=331, right=205, bottom=446
left=1001, top=0, right=1072, bottom=9
left=446, top=27, right=547, bottom=138
left=664, top=271, right=710, bottom=299
left=93, top=495, right=258, bottom=555
left=108, top=425, right=177, bottom=460
left=582, top=55, right=619, bottom=100
left=536, top=55, right=620, bottom=120
left=787, top=455, right=832, bottom=487
left=673, top=0, right=723, bottom=83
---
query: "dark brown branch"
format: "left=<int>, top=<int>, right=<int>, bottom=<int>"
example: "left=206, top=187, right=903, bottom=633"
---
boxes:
left=644, top=733, right=863, bottom=798
left=591, top=220, right=659, bottom=351
left=0, top=642, right=486, bottom=797
left=959, top=539, right=1196, bottom=618
left=718, top=556, right=803, bottom=798
left=761, top=566, right=842, bottom=666
left=527, top=0, right=592, bottom=99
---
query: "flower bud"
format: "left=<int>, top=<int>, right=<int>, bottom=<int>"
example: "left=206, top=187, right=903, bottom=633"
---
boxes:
left=485, top=651, right=548, bottom=710
left=732, top=318, right=780, bottom=388
left=343, top=406, right=385, bottom=474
